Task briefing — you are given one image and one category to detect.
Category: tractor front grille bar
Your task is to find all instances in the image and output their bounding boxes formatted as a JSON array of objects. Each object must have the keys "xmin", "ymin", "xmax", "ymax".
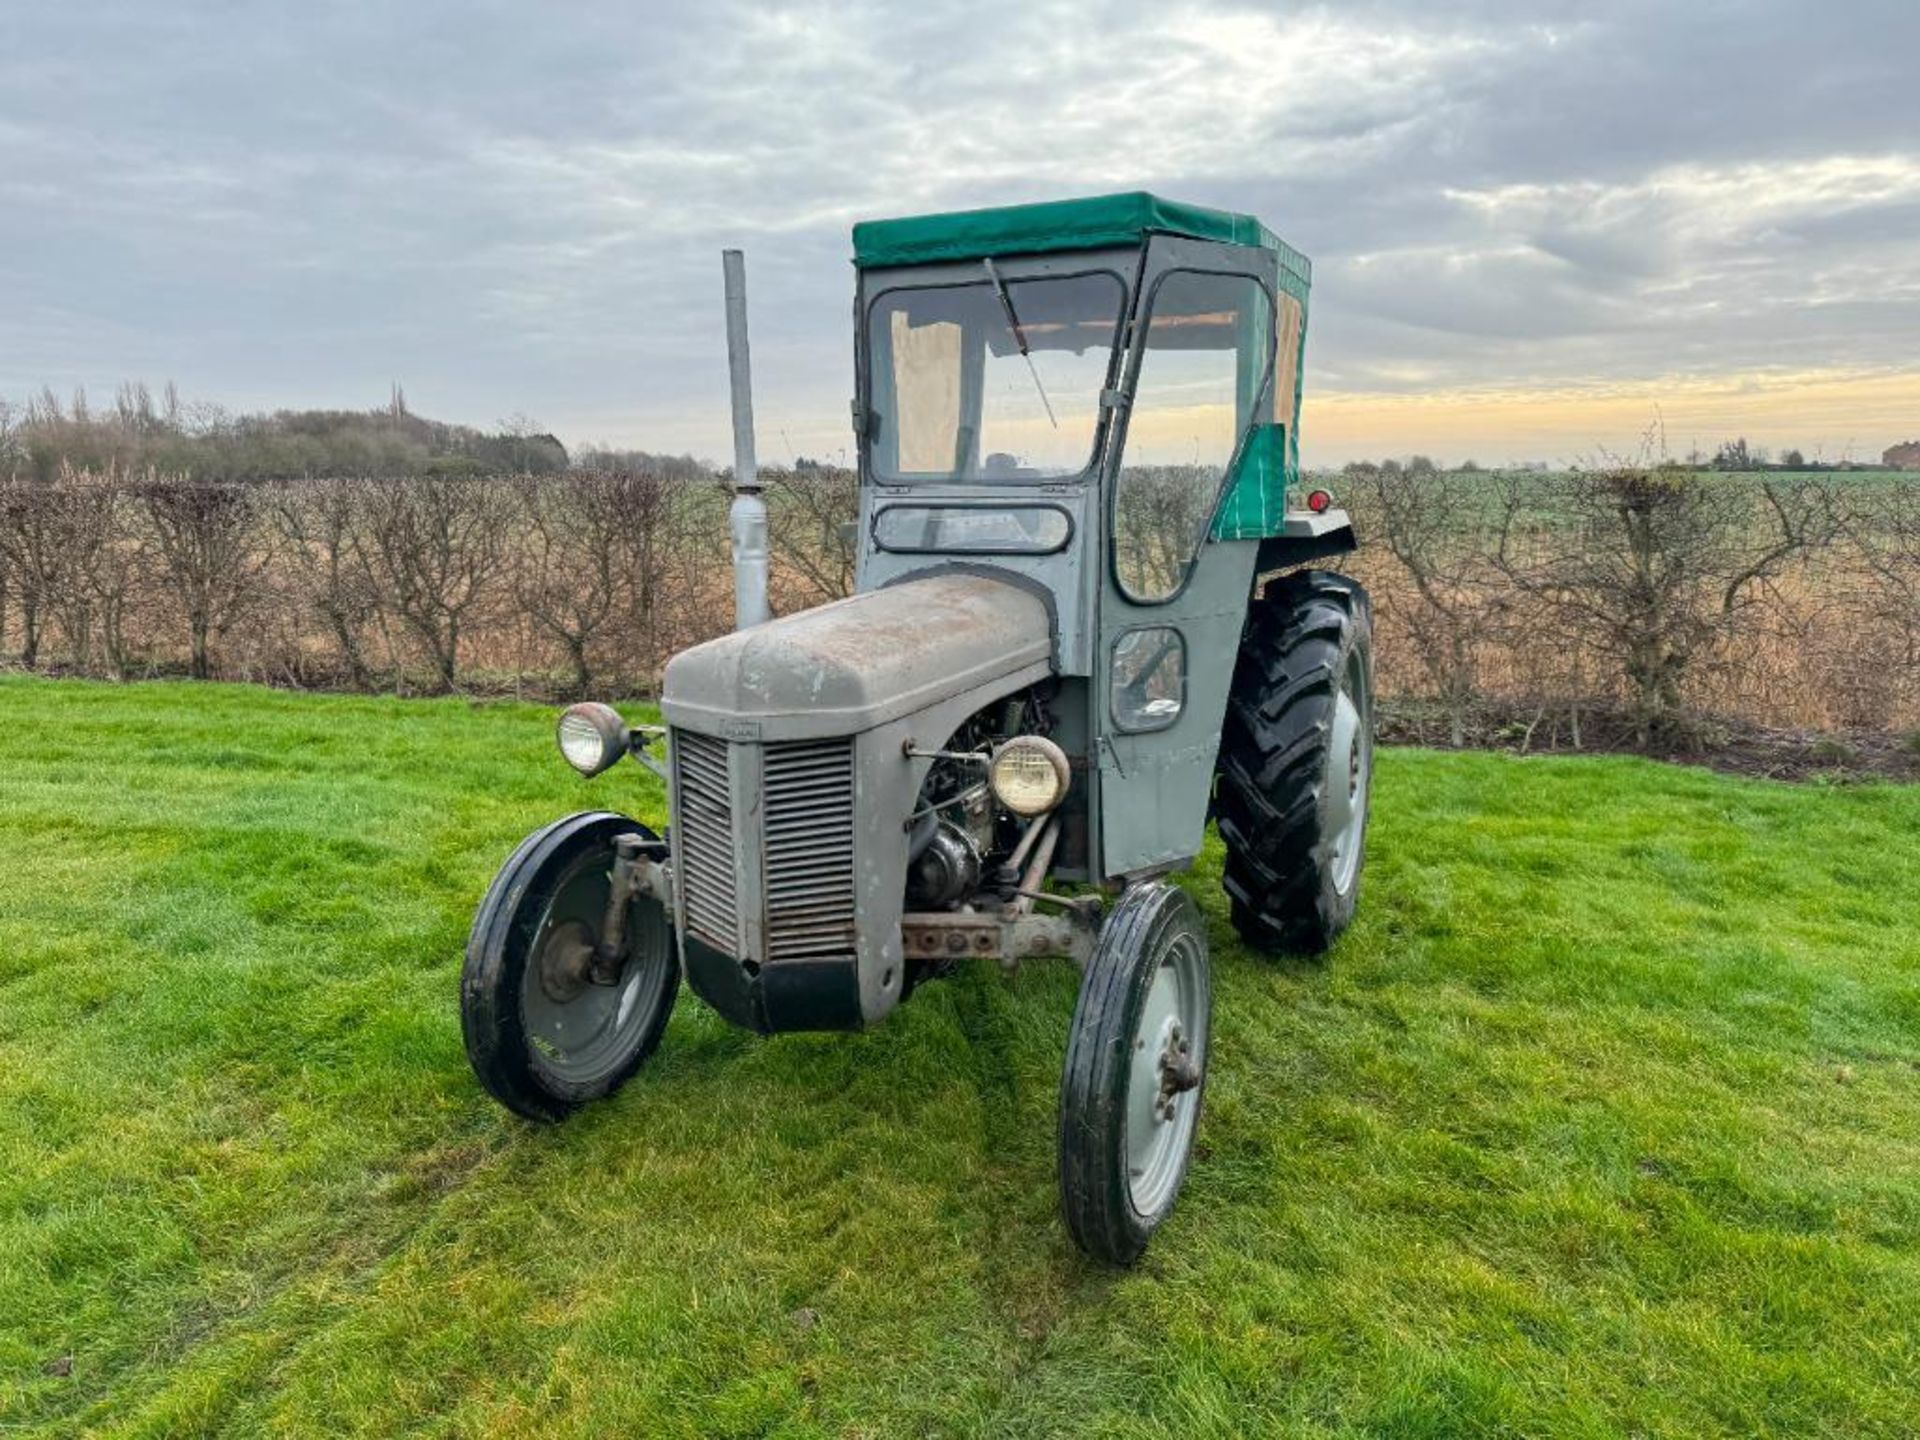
[
  {"xmin": 761, "ymin": 737, "xmax": 857, "ymax": 960},
  {"xmin": 670, "ymin": 729, "xmax": 858, "ymax": 963},
  {"xmin": 671, "ymin": 729, "xmax": 739, "ymax": 953}
]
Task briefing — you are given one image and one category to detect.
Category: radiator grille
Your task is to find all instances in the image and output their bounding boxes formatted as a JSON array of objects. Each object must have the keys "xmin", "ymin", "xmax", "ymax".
[
  {"xmin": 672, "ymin": 729, "xmax": 738, "ymax": 951},
  {"xmin": 762, "ymin": 738, "xmax": 857, "ymax": 960}
]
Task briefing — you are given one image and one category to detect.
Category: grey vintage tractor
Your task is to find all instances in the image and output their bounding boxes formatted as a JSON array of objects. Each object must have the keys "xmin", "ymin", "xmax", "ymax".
[{"xmin": 461, "ymin": 193, "xmax": 1373, "ymax": 1264}]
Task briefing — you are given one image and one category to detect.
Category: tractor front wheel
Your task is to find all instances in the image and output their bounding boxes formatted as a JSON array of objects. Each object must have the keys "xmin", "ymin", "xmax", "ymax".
[
  {"xmin": 461, "ymin": 812, "xmax": 678, "ymax": 1123},
  {"xmin": 1058, "ymin": 882, "xmax": 1212, "ymax": 1265},
  {"xmin": 1215, "ymin": 569, "xmax": 1373, "ymax": 954}
]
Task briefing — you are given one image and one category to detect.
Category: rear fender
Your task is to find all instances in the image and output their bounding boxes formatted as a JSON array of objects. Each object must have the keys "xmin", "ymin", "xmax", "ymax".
[{"xmin": 1253, "ymin": 510, "xmax": 1356, "ymax": 580}]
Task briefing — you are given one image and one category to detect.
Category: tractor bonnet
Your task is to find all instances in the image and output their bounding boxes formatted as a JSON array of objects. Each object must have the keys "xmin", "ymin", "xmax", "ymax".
[{"xmin": 661, "ymin": 572, "xmax": 1053, "ymax": 741}]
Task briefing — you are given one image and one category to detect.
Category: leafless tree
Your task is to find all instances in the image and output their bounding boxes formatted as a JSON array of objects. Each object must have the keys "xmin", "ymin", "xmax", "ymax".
[
  {"xmin": 0, "ymin": 471, "xmax": 71, "ymax": 666},
  {"xmin": 270, "ymin": 478, "xmax": 382, "ymax": 689},
  {"xmin": 142, "ymin": 473, "xmax": 270, "ymax": 680},
  {"xmin": 511, "ymin": 468, "xmax": 683, "ymax": 695},
  {"xmin": 1353, "ymin": 463, "xmax": 1514, "ymax": 746},
  {"xmin": 0, "ymin": 400, "xmax": 18, "ymax": 649},
  {"xmin": 1494, "ymin": 464, "xmax": 1836, "ymax": 743},
  {"xmin": 0, "ymin": 464, "xmax": 146, "ymax": 675},
  {"xmin": 1843, "ymin": 478, "xmax": 1920, "ymax": 724},
  {"xmin": 764, "ymin": 466, "xmax": 858, "ymax": 607},
  {"xmin": 354, "ymin": 475, "xmax": 512, "ymax": 691},
  {"xmin": 69, "ymin": 467, "xmax": 153, "ymax": 678},
  {"xmin": 45, "ymin": 472, "xmax": 116, "ymax": 672},
  {"xmin": 625, "ymin": 470, "xmax": 706, "ymax": 678}
]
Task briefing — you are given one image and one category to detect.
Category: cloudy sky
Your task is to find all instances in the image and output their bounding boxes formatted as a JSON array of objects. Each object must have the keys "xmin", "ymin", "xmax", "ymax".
[{"xmin": 5, "ymin": 1, "xmax": 1917, "ymax": 466}]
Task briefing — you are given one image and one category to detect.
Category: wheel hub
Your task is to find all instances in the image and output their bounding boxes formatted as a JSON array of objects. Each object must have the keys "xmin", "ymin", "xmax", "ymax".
[
  {"xmin": 1120, "ymin": 930, "xmax": 1210, "ymax": 1219},
  {"xmin": 1153, "ymin": 1023, "xmax": 1201, "ymax": 1122},
  {"xmin": 537, "ymin": 920, "xmax": 598, "ymax": 1003}
]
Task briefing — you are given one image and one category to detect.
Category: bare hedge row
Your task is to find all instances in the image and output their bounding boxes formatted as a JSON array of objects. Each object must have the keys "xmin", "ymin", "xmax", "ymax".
[
  {"xmin": 1339, "ymin": 466, "xmax": 1920, "ymax": 741},
  {"xmin": 1, "ymin": 462, "xmax": 1916, "ymax": 740},
  {"xmin": 0, "ymin": 464, "xmax": 853, "ymax": 698}
]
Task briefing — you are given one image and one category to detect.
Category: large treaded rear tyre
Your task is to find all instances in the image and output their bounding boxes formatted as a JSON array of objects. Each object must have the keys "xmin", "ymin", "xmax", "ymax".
[{"xmin": 1215, "ymin": 569, "xmax": 1373, "ymax": 955}]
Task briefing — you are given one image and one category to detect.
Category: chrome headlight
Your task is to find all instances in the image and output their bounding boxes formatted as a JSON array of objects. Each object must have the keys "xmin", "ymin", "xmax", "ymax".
[
  {"xmin": 556, "ymin": 702, "xmax": 630, "ymax": 777},
  {"xmin": 988, "ymin": 735, "xmax": 1071, "ymax": 817}
]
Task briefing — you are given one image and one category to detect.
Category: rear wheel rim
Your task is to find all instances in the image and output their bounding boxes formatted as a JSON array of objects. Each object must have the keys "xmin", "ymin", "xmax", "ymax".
[
  {"xmin": 1326, "ymin": 650, "xmax": 1370, "ymax": 896},
  {"xmin": 518, "ymin": 848, "xmax": 672, "ymax": 1088},
  {"xmin": 1124, "ymin": 926, "xmax": 1207, "ymax": 1216}
]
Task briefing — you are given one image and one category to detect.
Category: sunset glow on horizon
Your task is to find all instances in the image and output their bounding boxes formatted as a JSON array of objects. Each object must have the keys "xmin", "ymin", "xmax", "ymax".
[{"xmin": 1300, "ymin": 366, "xmax": 1920, "ymax": 469}]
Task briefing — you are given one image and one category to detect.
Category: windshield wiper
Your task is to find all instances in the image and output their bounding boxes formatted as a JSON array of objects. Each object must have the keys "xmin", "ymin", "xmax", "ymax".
[{"xmin": 983, "ymin": 257, "xmax": 1058, "ymax": 430}]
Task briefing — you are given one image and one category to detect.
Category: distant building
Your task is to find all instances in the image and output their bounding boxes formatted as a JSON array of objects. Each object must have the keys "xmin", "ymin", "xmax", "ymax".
[{"xmin": 1886, "ymin": 441, "xmax": 1920, "ymax": 471}]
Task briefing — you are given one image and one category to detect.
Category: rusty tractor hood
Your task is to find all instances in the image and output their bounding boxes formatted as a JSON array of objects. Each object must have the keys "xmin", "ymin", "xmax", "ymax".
[{"xmin": 662, "ymin": 573, "xmax": 1053, "ymax": 741}]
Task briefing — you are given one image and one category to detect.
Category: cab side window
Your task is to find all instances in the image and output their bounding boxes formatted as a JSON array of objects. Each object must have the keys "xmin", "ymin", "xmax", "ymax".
[{"xmin": 1110, "ymin": 626, "xmax": 1186, "ymax": 732}]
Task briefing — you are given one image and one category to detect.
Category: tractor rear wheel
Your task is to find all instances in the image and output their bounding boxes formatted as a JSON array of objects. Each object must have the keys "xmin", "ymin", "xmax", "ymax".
[{"xmin": 1215, "ymin": 570, "xmax": 1373, "ymax": 955}]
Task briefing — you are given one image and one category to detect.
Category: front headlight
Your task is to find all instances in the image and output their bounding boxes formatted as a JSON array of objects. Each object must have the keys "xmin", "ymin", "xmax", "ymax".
[
  {"xmin": 989, "ymin": 735, "xmax": 1071, "ymax": 816},
  {"xmin": 556, "ymin": 702, "xmax": 630, "ymax": 777}
]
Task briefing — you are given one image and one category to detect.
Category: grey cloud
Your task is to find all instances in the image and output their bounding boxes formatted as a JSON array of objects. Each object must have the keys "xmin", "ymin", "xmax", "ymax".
[{"xmin": 2, "ymin": 0, "xmax": 1917, "ymax": 459}]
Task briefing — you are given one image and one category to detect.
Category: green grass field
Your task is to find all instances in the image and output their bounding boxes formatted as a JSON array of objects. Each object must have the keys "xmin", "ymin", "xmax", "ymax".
[{"xmin": 2, "ymin": 678, "xmax": 1917, "ymax": 1438}]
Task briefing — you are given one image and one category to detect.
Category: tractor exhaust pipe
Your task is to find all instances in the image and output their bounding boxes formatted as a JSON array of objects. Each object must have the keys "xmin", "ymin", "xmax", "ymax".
[{"xmin": 722, "ymin": 248, "xmax": 770, "ymax": 631}]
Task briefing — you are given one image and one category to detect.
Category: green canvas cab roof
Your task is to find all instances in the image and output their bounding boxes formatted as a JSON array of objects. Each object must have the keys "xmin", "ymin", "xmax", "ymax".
[{"xmin": 852, "ymin": 191, "xmax": 1310, "ymax": 293}]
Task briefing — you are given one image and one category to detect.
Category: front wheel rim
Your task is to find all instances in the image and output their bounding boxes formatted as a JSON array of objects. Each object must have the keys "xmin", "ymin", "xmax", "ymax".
[
  {"xmin": 518, "ymin": 849, "xmax": 672, "ymax": 1088},
  {"xmin": 1124, "ymin": 927, "xmax": 1207, "ymax": 1216}
]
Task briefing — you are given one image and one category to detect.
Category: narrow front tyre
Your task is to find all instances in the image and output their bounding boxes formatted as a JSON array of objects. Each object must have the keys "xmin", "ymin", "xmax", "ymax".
[
  {"xmin": 461, "ymin": 812, "xmax": 678, "ymax": 1123},
  {"xmin": 1058, "ymin": 882, "xmax": 1212, "ymax": 1265}
]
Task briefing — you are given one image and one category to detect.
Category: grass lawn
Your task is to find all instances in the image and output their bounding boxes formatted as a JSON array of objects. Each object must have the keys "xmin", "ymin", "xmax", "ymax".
[{"xmin": 2, "ymin": 677, "xmax": 1917, "ymax": 1438}]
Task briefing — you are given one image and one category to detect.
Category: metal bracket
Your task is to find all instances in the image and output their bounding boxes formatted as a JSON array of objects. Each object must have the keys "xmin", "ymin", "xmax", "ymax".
[
  {"xmin": 901, "ymin": 740, "xmax": 989, "ymax": 764},
  {"xmin": 593, "ymin": 833, "xmax": 674, "ymax": 984},
  {"xmin": 900, "ymin": 907, "xmax": 1091, "ymax": 972},
  {"xmin": 627, "ymin": 724, "xmax": 670, "ymax": 782}
]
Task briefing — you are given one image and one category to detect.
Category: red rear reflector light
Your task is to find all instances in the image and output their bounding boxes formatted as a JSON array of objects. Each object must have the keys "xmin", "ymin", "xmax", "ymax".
[{"xmin": 1306, "ymin": 489, "xmax": 1332, "ymax": 513}]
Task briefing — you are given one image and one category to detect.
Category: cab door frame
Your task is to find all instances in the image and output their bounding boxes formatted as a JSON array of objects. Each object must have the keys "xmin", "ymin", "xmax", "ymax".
[{"xmin": 1093, "ymin": 234, "xmax": 1280, "ymax": 880}]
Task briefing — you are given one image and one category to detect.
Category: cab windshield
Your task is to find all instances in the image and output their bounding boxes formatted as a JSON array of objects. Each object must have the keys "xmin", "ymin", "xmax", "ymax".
[{"xmin": 866, "ymin": 270, "xmax": 1125, "ymax": 482}]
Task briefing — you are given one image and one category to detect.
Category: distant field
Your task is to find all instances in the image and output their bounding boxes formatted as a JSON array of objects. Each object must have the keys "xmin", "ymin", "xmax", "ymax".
[
  {"xmin": 2, "ymin": 679, "xmax": 1918, "ymax": 1437},
  {"xmin": 1311, "ymin": 466, "xmax": 1915, "ymax": 528}
]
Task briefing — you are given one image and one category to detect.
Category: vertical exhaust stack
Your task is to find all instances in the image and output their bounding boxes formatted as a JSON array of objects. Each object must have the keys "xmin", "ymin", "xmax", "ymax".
[{"xmin": 722, "ymin": 249, "xmax": 771, "ymax": 631}]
